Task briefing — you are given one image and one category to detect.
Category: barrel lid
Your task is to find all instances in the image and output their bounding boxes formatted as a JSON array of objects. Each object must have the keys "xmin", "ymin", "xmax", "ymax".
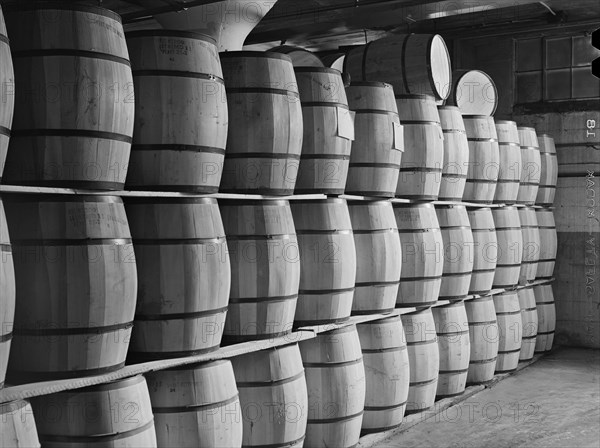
[
  {"xmin": 294, "ymin": 66, "xmax": 341, "ymax": 74},
  {"xmin": 392, "ymin": 202, "xmax": 435, "ymax": 209},
  {"xmin": 495, "ymin": 120, "xmax": 517, "ymax": 125},
  {"xmin": 437, "ymin": 105, "xmax": 460, "ymax": 111},
  {"xmin": 517, "ymin": 126, "xmax": 536, "ymax": 131},
  {"xmin": 126, "ymin": 29, "xmax": 216, "ymax": 44},
  {"xmin": 218, "ymin": 198, "xmax": 290, "ymax": 206},
  {"xmin": 219, "ymin": 50, "xmax": 292, "ymax": 62},
  {"xmin": 462, "ymin": 114, "xmax": 493, "ymax": 119},
  {"xmin": 2, "ymin": 1, "xmax": 122, "ymax": 22}
]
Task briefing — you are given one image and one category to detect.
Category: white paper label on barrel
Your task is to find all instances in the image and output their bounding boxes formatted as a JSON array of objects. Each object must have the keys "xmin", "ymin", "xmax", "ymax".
[
  {"xmin": 337, "ymin": 107, "xmax": 355, "ymax": 141},
  {"xmin": 392, "ymin": 121, "xmax": 404, "ymax": 151}
]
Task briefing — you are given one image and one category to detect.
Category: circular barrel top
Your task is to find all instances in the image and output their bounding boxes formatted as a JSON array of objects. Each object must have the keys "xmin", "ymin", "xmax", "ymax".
[{"xmin": 451, "ymin": 70, "xmax": 497, "ymax": 116}]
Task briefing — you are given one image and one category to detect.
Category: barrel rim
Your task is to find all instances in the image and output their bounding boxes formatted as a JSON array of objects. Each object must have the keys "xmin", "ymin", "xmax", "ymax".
[
  {"xmin": 218, "ymin": 198, "xmax": 291, "ymax": 206},
  {"xmin": 454, "ymin": 69, "xmax": 498, "ymax": 115},
  {"xmin": 537, "ymin": 133, "xmax": 554, "ymax": 139},
  {"xmin": 392, "ymin": 202, "xmax": 435, "ymax": 209},
  {"xmin": 2, "ymin": 1, "xmax": 122, "ymax": 22},
  {"xmin": 125, "ymin": 29, "xmax": 216, "ymax": 43},
  {"xmin": 517, "ymin": 126, "xmax": 537, "ymax": 132},
  {"xmin": 219, "ymin": 50, "xmax": 292, "ymax": 62},
  {"xmin": 463, "ymin": 114, "xmax": 494, "ymax": 119},
  {"xmin": 438, "ymin": 105, "xmax": 461, "ymax": 111},
  {"xmin": 426, "ymin": 33, "xmax": 452, "ymax": 101},
  {"xmin": 495, "ymin": 119, "xmax": 517, "ymax": 125}
]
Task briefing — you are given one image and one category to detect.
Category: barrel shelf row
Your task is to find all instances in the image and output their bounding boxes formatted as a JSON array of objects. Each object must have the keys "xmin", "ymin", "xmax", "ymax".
[
  {"xmin": 0, "ymin": 184, "xmax": 552, "ymax": 210},
  {"xmin": 0, "ymin": 278, "xmax": 553, "ymax": 406}
]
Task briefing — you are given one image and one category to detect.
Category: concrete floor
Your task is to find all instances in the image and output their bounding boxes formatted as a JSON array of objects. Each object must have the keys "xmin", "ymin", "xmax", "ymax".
[{"xmin": 371, "ymin": 347, "xmax": 600, "ymax": 448}]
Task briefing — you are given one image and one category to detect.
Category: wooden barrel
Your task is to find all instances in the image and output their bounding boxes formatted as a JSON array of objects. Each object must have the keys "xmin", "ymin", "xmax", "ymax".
[
  {"xmin": 401, "ymin": 308, "xmax": 440, "ymax": 412},
  {"xmin": 125, "ymin": 31, "xmax": 228, "ymax": 193},
  {"xmin": 534, "ymin": 284, "xmax": 556, "ymax": 353},
  {"xmin": 535, "ymin": 209, "xmax": 557, "ymax": 280},
  {"xmin": 0, "ymin": 5, "xmax": 14, "ymax": 182},
  {"xmin": 395, "ymin": 94, "xmax": 444, "ymax": 200},
  {"xmin": 492, "ymin": 207, "xmax": 523, "ymax": 289},
  {"xmin": 220, "ymin": 51, "xmax": 302, "ymax": 195},
  {"xmin": 437, "ymin": 106, "xmax": 469, "ymax": 201},
  {"xmin": 0, "ymin": 198, "xmax": 15, "ymax": 389},
  {"xmin": 463, "ymin": 115, "xmax": 500, "ymax": 204},
  {"xmin": 516, "ymin": 127, "xmax": 541, "ymax": 205},
  {"xmin": 518, "ymin": 287, "xmax": 538, "ymax": 362},
  {"xmin": 233, "ymin": 344, "xmax": 308, "ymax": 448},
  {"xmin": 436, "ymin": 205, "xmax": 474, "ymax": 301},
  {"xmin": 146, "ymin": 360, "xmax": 243, "ymax": 448},
  {"xmin": 321, "ymin": 53, "xmax": 345, "ymax": 71},
  {"xmin": 536, "ymin": 134, "xmax": 558, "ymax": 206},
  {"xmin": 433, "ymin": 301, "xmax": 470, "ymax": 397},
  {"xmin": 493, "ymin": 292, "xmax": 522, "ymax": 373},
  {"xmin": 494, "ymin": 120, "xmax": 522, "ymax": 204},
  {"xmin": 220, "ymin": 200, "xmax": 299, "ymax": 341},
  {"xmin": 125, "ymin": 198, "xmax": 230, "ymax": 360},
  {"xmin": 271, "ymin": 45, "xmax": 324, "ymax": 67},
  {"xmin": 4, "ymin": 195, "xmax": 137, "ymax": 382},
  {"xmin": 467, "ymin": 207, "xmax": 498, "ymax": 295},
  {"xmin": 348, "ymin": 201, "xmax": 401, "ymax": 315},
  {"xmin": 357, "ymin": 316, "xmax": 409, "ymax": 434},
  {"xmin": 291, "ymin": 199, "xmax": 356, "ymax": 325},
  {"xmin": 518, "ymin": 207, "xmax": 540, "ymax": 283},
  {"xmin": 465, "ymin": 298, "xmax": 499, "ymax": 384},
  {"xmin": 294, "ymin": 67, "xmax": 352, "ymax": 194},
  {"xmin": 0, "ymin": 400, "xmax": 40, "ymax": 448},
  {"xmin": 3, "ymin": 3, "xmax": 134, "ymax": 190},
  {"xmin": 345, "ymin": 82, "xmax": 403, "ymax": 197},
  {"xmin": 344, "ymin": 34, "xmax": 451, "ymax": 101},
  {"xmin": 300, "ymin": 325, "xmax": 365, "ymax": 448},
  {"xmin": 447, "ymin": 70, "xmax": 498, "ymax": 116},
  {"xmin": 394, "ymin": 203, "xmax": 443, "ymax": 307},
  {"xmin": 32, "ymin": 376, "xmax": 157, "ymax": 447}
]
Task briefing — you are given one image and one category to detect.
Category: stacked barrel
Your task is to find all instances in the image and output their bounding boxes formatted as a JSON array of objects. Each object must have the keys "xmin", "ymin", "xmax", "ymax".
[
  {"xmin": 0, "ymin": 3, "xmax": 150, "ymax": 446},
  {"xmin": 0, "ymin": 11, "xmax": 562, "ymax": 447}
]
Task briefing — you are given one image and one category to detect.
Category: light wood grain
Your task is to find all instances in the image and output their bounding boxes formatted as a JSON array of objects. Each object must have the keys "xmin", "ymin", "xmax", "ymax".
[
  {"xmin": 432, "ymin": 301, "xmax": 470, "ymax": 397},
  {"xmin": 300, "ymin": 325, "xmax": 365, "ymax": 448},
  {"xmin": 465, "ymin": 297, "xmax": 499, "ymax": 384},
  {"xmin": 438, "ymin": 106, "xmax": 468, "ymax": 201},
  {"xmin": 394, "ymin": 203, "xmax": 443, "ymax": 307},
  {"xmin": 533, "ymin": 284, "xmax": 555, "ymax": 353},
  {"xmin": 467, "ymin": 208, "xmax": 498, "ymax": 295},
  {"xmin": 220, "ymin": 200, "xmax": 299, "ymax": 341},
  {"xmin": 348, "ymin": 201, "xmax": 401, "ymax": 315},
  {"xmin": 395, "ymin": 95, "xmax": 444, "ymax": 200},
  {"xmin": 146, "ymin": 360, "xmax": 243, "ymax": 448},
  {"xmin": 346, "ymin": 83, "xmax": 402, "ymax": 197},
  {"xmin": 493, "ymin": 292, "xmax": 522, "ymax": 373},
  {"xmin": 126, "ymin": 198, "xmax": 230, "ymax": 359},
  {"xmin": 232, "ymin": 343, "xmax": 308, "ymax": 448},
  {"xmin": 494, "ymin": 120, "xmax": 521, "ymax": 204},
  {"xmin": 463, "ymin": 116, "xmax": 500, "ymax": 204},
  {"xmin": 535, "ymin": 209, "xmax": 556, "ymax": 280},
  {"xmin": 3, "ymin": 4, "xmax": 134, "ymax": 190},
  {"xmin": 517, "ymin": 287, "xmax": 538, "ymax": 362},
  {"xmin": 518, "ymin": 207, "xmax": 540, "ymax": 283},
  {"xmin": 492, "ymin": 207, "xmax": 523, "ymax": 289},
  {"xmin": 401, "ymin": 308, "xmax": 439, "ymax": 412},
  {"xmin": 0, "ymin": 400, "xmax": 40, "ymax": 447},
  {"xmin": 126, "ymin": 31, "xmax": 228, "ymax": 192},
  {"xmin": 357, "ymin": 316, "xmax": 409, "ymax": 434},
  {"xmin": 220, "ymin": 52, "xmax": 303, "ymax": 195},
  {"xmin": 3, "ymin": 195, "xmax": 137, "ymax": 382},
  {"xmin": 0, "ymin": 5, "xmax": 14, "ymax": 181},
  {"xmin": 516, "ymin": 127, "xmax": 541, "ymax": 205},
  {"xmin": 536, "ymin": 135, "xmax": 558, "ymax": 206},
  {"xmin": 0, "ymin": 199, "xmax": 14, "ymax": 388},
  {"xmin": 31, "ymin": 376, "xmax": 157, "ymax": 447}
]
